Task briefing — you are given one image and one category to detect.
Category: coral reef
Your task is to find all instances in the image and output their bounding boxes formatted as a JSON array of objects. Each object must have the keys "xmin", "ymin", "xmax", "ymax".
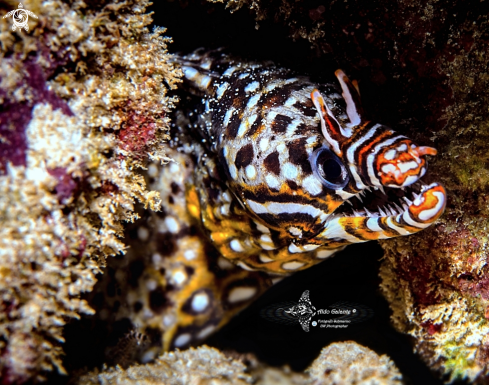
[
  {"xmin": 76, "ymin": 342, "xmax": 403, "ymax": 385},
  {"xmin": 77, "ymin": 346, "xmax": 254, "ymax": 385},
  {"xmin": 368, "ymin": 6, "xmax": 489, "ymax": 385},
  {"xmin": 0, "ymin": 0, "xmax": 180, "ymax": 382}
]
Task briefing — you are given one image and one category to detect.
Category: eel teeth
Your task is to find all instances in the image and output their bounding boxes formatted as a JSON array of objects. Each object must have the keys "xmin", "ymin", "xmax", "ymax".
[
  {"xmin": 393, "ymin": 203, "xmax": 404, "ymax": 213},
  {"xmin": 378, "ymin": 207, "xmax": 387, "ymax": 217},
  {"xmin": 403, "ymin": 196, "xmax": 413, "ymax": 205},
  {"xmin": 387, "ymin": 205, "xmax": 398, "ymax": 216},
  {"xmin": 364, "ymin": 207, "xmax": 375, "ymax": 217}
]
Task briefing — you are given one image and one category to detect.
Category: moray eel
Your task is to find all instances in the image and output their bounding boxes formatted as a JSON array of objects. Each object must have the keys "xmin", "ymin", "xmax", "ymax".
[
  {"xmin": 102, "ymin": 49, "xmax": 446, "ymax": 356},
  {"xmin": 177, "ymin": 49, "xmax": 446, "ymax": 273}
]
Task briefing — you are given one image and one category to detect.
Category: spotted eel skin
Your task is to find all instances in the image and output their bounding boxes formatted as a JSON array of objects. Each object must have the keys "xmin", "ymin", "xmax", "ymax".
[
  {"xmin": 100, "ymin": 49, "xmax": 446, "ymax": 357},
  {"xmin": 178, "ymin": 49, "xmax": 446, "ymax": 271}
]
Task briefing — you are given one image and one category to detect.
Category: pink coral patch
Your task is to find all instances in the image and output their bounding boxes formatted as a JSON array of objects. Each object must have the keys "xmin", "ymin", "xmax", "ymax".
[
  {"xmin": 117, "ymin": 109, "xmax": 157, "ymax": 158},
  {"xmin": 48, "ymin": 167, "xmax": 80, "ymax": 204},
  {"xmin": 0, "ymin": 60, "xmax": 73, "ymax": 175},
  {"xmin": 459, "ymin": 271, "xmax": 489, "ymax": 301}
]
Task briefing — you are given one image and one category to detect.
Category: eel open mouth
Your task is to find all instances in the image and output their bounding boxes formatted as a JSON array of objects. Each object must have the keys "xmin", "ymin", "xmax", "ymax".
[
  {"xmin": 322, "ymin": 181, "xmax": 446, "ymax": 241},
  {"xmin": 340, "ymin": 181, "xmax": 445, "ymax": 225}
]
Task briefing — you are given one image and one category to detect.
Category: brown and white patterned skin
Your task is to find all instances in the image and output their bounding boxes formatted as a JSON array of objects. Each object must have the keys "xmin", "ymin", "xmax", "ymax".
[
  {"xmin": 180, "ymin": 49, "xmax": 446, "ymax": 274},
  {"xmin": 181, "ymin": 51, "xmax": 347, "ymax": 275},
  {"xmin": 94, "ymin": 146, "xmax": 273, "ymax": 356},
  {"xmin": 98, "ymin": 49, "xmax": 445, "ymax": 357}
]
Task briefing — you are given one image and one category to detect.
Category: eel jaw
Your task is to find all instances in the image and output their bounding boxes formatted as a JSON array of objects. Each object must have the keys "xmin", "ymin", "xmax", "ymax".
[{"xmin": 320, "ymin": 182, "xmax": 446, "ymax": 242}]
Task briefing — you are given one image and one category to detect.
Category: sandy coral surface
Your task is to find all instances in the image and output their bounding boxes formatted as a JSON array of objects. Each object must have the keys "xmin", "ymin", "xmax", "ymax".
[
  {"xmin": 307, "ymin": 342, "xmax": 403, "ymax": 385},
  {"xmin": 0, "ymin": 0, "xmax": 180, "ymax": 382},
  {"xmin": 76, "ymin": 342, "xmax": 403, "ymax": 385}
]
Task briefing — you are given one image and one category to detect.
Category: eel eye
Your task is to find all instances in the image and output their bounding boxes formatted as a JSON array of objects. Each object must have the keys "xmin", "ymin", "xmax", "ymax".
[{"xmin": 310, "ymin": 147, "xmax": 349, "ymax": 189}]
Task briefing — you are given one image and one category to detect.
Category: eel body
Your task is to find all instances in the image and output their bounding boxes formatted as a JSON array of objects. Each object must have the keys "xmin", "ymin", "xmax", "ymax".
[{"xmin": 101, "ymin": 49, "xmax": 446, "ymax": 355}]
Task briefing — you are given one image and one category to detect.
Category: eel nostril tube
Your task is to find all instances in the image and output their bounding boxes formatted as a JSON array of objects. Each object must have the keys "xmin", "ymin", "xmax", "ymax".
[{"xmin": 412, "ymin": 146, "xmax": 438, "ymax": 157}]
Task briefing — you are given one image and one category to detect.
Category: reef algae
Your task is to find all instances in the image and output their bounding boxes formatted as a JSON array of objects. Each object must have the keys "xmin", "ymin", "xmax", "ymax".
[
  {"xmin": 0, "ymin": 0, "xmax": 180, "ymax": 382},
  {"xmin": 76, "ymin": 342, "xmax": 403, "ymax": 385}
]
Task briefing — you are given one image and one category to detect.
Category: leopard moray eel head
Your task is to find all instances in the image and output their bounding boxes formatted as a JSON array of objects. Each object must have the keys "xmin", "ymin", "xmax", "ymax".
[{"xmin": 179, "ymin": 49, "xmax": 446, "ymax": 275}]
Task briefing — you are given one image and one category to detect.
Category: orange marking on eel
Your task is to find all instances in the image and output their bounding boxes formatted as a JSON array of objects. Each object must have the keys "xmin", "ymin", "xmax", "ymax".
[
  {"xmin": 186, "ymin": 186, "xmax": 201, "ymax": 220},
  {"xmin": 409, "ymin": 184, "xmax": 446, "ymax": 223},
  {"xmin": 376, "ymin": 139, "xmax": 429, "ymax": 186},
  {"xmin": 413, "ymin": 146, "xmax": 437, "ymax": 157},
  {"xmin": 354, "ymin": 129, "xmax": 392, "ymax": 169}
]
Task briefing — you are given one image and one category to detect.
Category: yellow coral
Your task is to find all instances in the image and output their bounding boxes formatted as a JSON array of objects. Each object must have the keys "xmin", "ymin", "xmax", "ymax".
[{"xmin": 417, "ymin": 297, "xmax": 489, "ymax": 382}]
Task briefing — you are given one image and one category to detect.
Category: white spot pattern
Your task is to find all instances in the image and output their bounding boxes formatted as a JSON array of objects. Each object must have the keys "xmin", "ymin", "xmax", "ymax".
[{"xmin": 228, "ymin": 287, "xmax": 257, "ymax": 303}]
